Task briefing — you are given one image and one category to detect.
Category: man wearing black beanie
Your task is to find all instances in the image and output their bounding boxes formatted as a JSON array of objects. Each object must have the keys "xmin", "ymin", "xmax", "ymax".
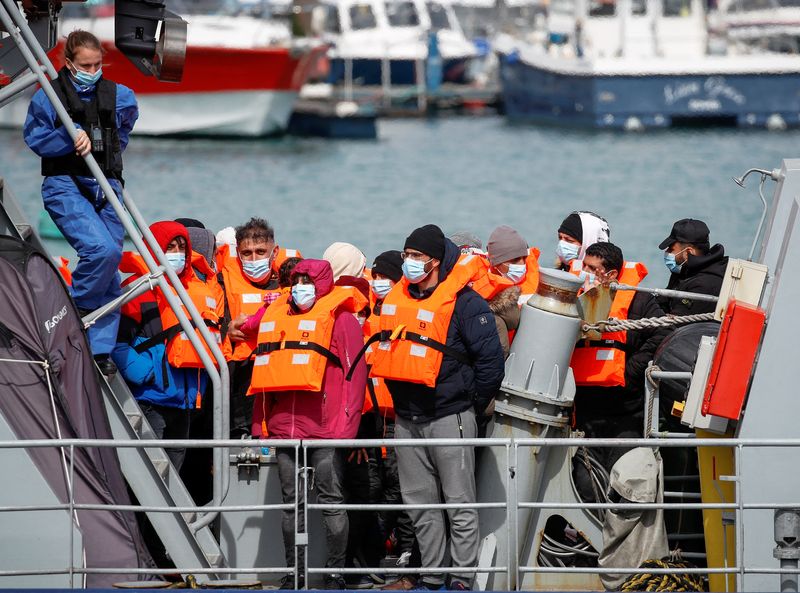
[{"xmin": 368, "ymin": 224, "xmax": 505, "ymax": 591}]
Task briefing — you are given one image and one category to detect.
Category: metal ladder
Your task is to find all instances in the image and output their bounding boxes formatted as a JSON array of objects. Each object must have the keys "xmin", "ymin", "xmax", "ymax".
[
  {"xmin": 100, "ymin": 371, "xmax": 227, "ymax": 580},
  {"xmin": 0, "ymin": 176, "xmax": 228, "ymax": 582},
  {"xmin": 0, "ymin": 0, "xmax": 232, "ymax": 581}
]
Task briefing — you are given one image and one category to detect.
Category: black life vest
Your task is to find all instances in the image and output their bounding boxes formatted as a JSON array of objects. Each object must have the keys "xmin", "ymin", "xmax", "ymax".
[{"xmin": 40, "ymin": 67, "xmax": 123, "ymax": 179}]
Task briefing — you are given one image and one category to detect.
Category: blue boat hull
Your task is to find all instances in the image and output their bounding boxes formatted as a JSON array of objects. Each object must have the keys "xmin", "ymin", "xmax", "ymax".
[
  {"xmin": 499, "ymin": 53, "xmax": 800, "ymax": 129},
  {"xmin": 328, "ymin": 57, "xmax": 469, "ymax": 86}
]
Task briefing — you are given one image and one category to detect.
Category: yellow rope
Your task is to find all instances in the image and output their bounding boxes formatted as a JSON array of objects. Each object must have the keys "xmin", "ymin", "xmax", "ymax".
[{"xmin": 620, "ymin": 558, "xmax": 706, "ymax": 592}]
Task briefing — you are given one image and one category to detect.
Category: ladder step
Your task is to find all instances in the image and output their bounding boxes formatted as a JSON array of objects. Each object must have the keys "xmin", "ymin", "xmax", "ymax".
[
  {"xmin": 152, "ymin": 458, "xmax": 170, "ymax": 481},
  {"xmin": 205, "ymin": 552, "xmax": 223, "ymax": 567},
  {"xmin": 125, "ymin": 412, "xmax": 143, "ymax": 433}
]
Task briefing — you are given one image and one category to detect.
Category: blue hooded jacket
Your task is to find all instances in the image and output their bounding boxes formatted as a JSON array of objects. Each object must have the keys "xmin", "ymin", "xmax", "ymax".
[
  {"xmin": 111, "ymin": 222, "xmax": 207, "ymax": 409},
  {"xmin": 386, "ymin": 239, "xmax": 505, "ymax": 422},
  {"xmin": 24, "ymin": 75, "xmax": 138, "ymax": 200}
]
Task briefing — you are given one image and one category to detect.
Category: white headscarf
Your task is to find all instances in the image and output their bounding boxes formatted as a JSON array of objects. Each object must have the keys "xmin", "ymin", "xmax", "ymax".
[{"xmin": 577, "ymin": 211, "xmax": 610, "ymax": 260}]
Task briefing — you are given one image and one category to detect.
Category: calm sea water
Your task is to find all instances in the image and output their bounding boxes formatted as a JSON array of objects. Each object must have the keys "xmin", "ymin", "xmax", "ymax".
[{"xmin": 1, "ymin": 117, "xmax": 797, "ymax": 287}]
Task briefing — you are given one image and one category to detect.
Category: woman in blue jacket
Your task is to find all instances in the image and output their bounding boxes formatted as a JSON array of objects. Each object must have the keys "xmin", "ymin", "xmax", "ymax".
[{"xmin": 23, "ymin": 29, "xmax": 138, "ymax": 373}]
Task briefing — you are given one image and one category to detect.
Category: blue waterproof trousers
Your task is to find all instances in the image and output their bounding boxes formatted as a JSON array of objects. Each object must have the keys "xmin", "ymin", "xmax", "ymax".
[{"xmin": 42, "ymin": 175, "xmax": 124, "ymax": 355}]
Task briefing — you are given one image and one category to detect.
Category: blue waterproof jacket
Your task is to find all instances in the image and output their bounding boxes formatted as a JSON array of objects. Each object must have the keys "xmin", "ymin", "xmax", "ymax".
[
  {"xmin": 112, "ymin": 301, "xmax": 207, "ymax": 410},
  {"xmin": 386, "ymin": 239, "xmax": 506, "ymax": 422},
  {"xmin": 23, "ymin": 76, "xmax": 138, "ymax": 199}
]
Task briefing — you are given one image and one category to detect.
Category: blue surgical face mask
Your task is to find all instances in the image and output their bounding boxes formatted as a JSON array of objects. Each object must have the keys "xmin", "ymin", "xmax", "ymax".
[
  {"xmin": 579, "ymin": 269, "xmax": 596, "ymax": 285},
  {"xmin": 69, "ymin": 60, "xmax": 102, "ymax": 86},
  {"xmin": 664, "ymin": 252, "xmax": 684, "ymax": 274},
  {"xmin": 291, "ymin": 283, "xmax": 316, "ymax": 311},
  {"xmin": 505, "ymin": 263, "xmax": 526, "ymax": 284},
  {"xmin": 402, "ymin": 258, "xmax": 430, "ymax": 284},
  {"xmin": 242, "ymin": 257, "xmax": 272, "ymax": 282},
  {"xmin": 166, "ymin": 252, "xmax": 186, "ymax": 275},
  {"xmin": 556, "ymin": 240, "xmax": 580, "ymax": 264},
  {"xmin": 371, "ymin": 278, "xmax": 393, "ymax": 299}
]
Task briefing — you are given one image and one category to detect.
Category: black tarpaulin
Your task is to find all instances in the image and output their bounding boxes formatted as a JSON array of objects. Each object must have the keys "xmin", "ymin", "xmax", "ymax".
[{"xmin": 0, "ymin": 235, "xmax": 154, "ymax": 587}]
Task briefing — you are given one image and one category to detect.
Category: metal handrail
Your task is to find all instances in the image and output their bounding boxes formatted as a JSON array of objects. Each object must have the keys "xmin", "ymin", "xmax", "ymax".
[
  {"xmin": 0, "ymin": 0, "xmax": 230, "ymax": 525},
  {"xmin": 0, "ymin": 436, "xmax": 797, "ymax": 587}
]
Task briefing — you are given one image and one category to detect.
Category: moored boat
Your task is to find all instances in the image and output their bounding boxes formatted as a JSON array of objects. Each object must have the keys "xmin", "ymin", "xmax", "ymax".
[
  {"xmin": 496, "ymin": 0, "xmax": 800, "ymax": 129},
  {"xmin": 312, "ymin": 0, "xmax": 478, "ymax": 85},
  {"xmin": 1, "ymin": 1, "xmax": 326, "ymax": 137}
]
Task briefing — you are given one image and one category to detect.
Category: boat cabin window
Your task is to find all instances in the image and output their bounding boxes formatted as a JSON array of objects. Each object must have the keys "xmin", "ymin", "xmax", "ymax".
[
  {"xmin": 631, "ymin": 0, "xmax": 647, "ymax": 14},
  {"xmin": 426, "ymin": 1, "xmax": 452, "ymax": 30},
  {"xmin": 385, "ymin": 1, "xmax": 420, "ymax": 26},
  {"xmin": 662, "ymin": 0, "xmax": 691, "ymax": 15},
  {"xmin": 726, "ymin": 0, "xmax": 776, "ymax": 10},
  {"xmin": 322, "ymin": 4, "xmax": 342, "ymax": 33},
  {"xmin": 349, "ymin": 3, "xmax": 378, "ymax": 29},
  {"xmin": 588, "ymin": 0, "xmax": 616, "ymax": 16}
]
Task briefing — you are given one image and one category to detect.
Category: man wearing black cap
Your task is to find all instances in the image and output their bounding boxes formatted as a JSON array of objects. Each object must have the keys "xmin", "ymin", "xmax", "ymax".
[
  {"xmin": 368, "ymin": 225, "xmax": 505, "ymax": 591},
  {"xmin": 659, "ymin": 219, "xmax": 728, "ymax": 316}
]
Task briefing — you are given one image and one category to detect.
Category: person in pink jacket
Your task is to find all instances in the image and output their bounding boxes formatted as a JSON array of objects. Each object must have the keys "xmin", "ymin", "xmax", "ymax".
[{"xmin": 245, "ymin": 258, "xmax": 367, "ymax": 590}]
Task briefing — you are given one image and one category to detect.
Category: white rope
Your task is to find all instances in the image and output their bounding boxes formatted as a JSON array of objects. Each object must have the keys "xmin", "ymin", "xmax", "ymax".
[{"xmin": 582, "ymin": 312, "xmax": 716, "ymax": 333}]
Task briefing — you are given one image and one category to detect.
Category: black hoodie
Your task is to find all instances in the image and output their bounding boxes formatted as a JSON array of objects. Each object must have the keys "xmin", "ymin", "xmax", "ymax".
[
  {"xmin": 661, "ymin": 243, "xmax": 728, "ymax": 316},
  {"xmin": 386, "ymin": 239, "xmax": 505, "ymax": 423}
]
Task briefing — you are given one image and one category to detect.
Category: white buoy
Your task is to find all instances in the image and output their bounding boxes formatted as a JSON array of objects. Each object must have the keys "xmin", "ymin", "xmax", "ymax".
[
  {"xmin": 624, "ymin": 116, "xmax": 644, "ymax": 132},
  {"xmin": 767, "ymin": 113, "xmax": 787, "ymax": 131}
]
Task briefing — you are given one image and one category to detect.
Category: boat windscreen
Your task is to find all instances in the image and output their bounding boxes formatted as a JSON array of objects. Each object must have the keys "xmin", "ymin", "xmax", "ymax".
[
  {"xmin": 386, "ymin": 1, "xmax": 421, "ymax": 26},
  {"xmin": 350, "ymin": 3, "xmax": 378, "ymax": 28},
  {"xmin": 662, "ymin": 0, "xmax": 692, "ymax": 16},
  {"xmin": 427, "ymin": 1, "xmax": 452, "ymax": 29}
]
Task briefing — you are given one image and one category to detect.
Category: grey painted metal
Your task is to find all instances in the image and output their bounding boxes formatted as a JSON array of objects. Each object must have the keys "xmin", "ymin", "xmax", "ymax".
[
  {"xmin": 500, "ymin": 268, "xmax": 583, "ymax": 407},
  {"xmin": 0, "ymin": 70, "xmax": 37, "ymax": 108},
  {"xmin": 0, "ymin": 409, "xmax": 83, "ymax": 588},
  {"xmin": 610, "ymin": 282, "xmax": 719, "ymax": 302},
  {"xmin": 99, "ymin": 372, "xmax": 226, "ymax": 582},
  {"xmin": 759, "ymin": 159, "xmax": 800, "ymax": 299},
  {"xmin": 478, "ymin": 268, "xmax": 596, "ymax": 590},
  {"xmin": 742, "ymin": 164, "xmax": 800, "ymax": 592},
  {"xmin": 0, "ymin": 0, "xmax": 229, "ymax": 526},
  {"xmin": 82, "ymin": 268, "xmax": 166, "ymax": 328},
  {"xmin": 774, "ymin": 509, "xmax": 800, "ymax": 592}
]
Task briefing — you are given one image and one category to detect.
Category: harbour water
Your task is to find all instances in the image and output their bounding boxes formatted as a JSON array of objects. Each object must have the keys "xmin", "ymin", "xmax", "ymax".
[{"xmin": 1, "ymin": 117, "xmax": 797, "ymax": 286}]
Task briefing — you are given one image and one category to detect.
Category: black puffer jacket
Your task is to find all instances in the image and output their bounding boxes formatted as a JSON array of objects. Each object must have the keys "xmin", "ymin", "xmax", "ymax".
[
  {"xmin": 660, "ymin": 244, "xmax": 728, "ymax": 316},
  {"xmin": 386, "ymin": 240, "xmax": 506, "ymax": 423}
]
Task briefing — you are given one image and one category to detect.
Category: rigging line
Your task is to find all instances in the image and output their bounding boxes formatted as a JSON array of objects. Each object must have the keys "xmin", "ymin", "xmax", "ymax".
[{"xmin": 44, "ymin": 365, "xmax": 87, "ymax": 587}]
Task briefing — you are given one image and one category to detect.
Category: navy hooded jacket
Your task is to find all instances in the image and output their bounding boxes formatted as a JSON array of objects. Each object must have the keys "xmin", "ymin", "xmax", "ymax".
[{"xmin": 386, "ymin": 239, "xmax": 505, "ymax": 422}]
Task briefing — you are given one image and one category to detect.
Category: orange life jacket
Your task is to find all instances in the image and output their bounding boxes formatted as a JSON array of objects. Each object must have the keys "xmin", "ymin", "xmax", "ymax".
[
  {"xmin": 216, "ymin": 243, "xmax": 303, "ymax": 277},
  {"xmin": 218, "ymin": 255, "xmax": 282, "ymax": 361},
  {"xmin": 472, "ymin": 247, "xmax": 540, "ymax": 303},
  {"xmin": 119, "ymin": 251, "xmax": 221, "ymax": 369},
  {"xmin": 361, "ymin": 299, "xmax": 396, "ymax": 419},
  {"xmin": 570, "ymin": 261, "xmax": 648, "ymax": 387},
  {"xmin": 368, "ymin": 259, "xmax": 474, "ymax": 388},
  {"xmin": 248, "ymin": 286, "xmax": 367, "ymax": 394},
  {"xmin": 55, "ymin": 256, "xmax": 72, "ymax": 285}
]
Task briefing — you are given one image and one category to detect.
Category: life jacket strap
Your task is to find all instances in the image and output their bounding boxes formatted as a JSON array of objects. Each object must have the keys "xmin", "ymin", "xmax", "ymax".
[
  {"xmin": 574, "ymin": 339, "xmax": 626, "ymax": 350},
  {"xmin": 253, "ymin": 340, "xmax": 342, "ymax": 369},
  {"xmin": 134, "ymin": 318, "xmax": 219, "ymax": 354},
  {"xmin": 345, "ymin": 327, "xmax": 471, "ymax": 382}
]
